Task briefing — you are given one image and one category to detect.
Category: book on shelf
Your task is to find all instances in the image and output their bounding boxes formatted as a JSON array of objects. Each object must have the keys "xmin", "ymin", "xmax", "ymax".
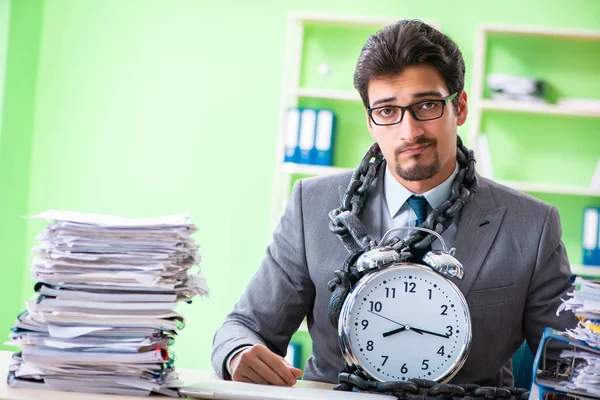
[{"xmin": 583, "ymin": 207, "xmax": 600, "ymax": 266}]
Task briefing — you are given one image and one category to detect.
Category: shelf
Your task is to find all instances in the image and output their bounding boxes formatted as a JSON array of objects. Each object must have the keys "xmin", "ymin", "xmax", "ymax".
[
  {"xmin": 292, "ymin": 87, "xmax": 361, "ymax": 102},
  {"xmin": 571, "ymin": 264, "xmax": 600, "ymax": 277},
  {"xmin": 499, "ymin": 180, "xmax": 600, "ymax": 197},
  {"xmin": 282, "ymin": 163, "xmax": 352, "ymax": 176},
  {"xmin": 290, "ymin": 12, "xmax": 403, "ymax": 27},
  {"xmin": 480, "ymin": 99, "xmax": 600, "ymax": 117},
  {"xmin": 281, "ymin": 165, "xmax": 600, "ymax": 197},
  {"xmin": 480, "ymin": 24, "xmax": 600, "ymax": 41}
]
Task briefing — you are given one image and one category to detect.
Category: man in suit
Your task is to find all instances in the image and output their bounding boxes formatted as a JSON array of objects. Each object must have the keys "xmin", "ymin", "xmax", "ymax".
[{"xmin": 212, "ymin": 19, "xmax": 577, "ymax": 387}]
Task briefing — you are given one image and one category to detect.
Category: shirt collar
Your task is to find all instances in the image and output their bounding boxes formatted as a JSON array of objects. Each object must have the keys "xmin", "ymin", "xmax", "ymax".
[{"xmin": 384, "ymin": 162, "xmax": 460, "ymax": 218}]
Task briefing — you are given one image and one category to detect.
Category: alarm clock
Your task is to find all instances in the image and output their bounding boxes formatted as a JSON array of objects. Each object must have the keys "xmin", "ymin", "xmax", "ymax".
[{"xmin": 338, "ymin": 246, "xmax": 471, "ymax": 383}]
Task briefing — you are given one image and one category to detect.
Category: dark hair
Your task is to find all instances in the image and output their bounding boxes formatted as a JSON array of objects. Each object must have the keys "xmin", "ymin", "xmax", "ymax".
[{"xmin": 353, "ymin": 19, "xmax": 465, "ymax": 111}]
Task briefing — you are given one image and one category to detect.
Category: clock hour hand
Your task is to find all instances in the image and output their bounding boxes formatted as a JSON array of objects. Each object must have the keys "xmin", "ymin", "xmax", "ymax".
[
  {"xmin": 410, "ymin": 326, "xmax": 450, "ymax": 339},
  {"xmin": 382, "ymin": 325, "xmax": 410, "ymax": 337}
]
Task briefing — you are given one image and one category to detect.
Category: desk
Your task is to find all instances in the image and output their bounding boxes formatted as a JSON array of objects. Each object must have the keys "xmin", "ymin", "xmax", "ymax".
[{"xmin": 0, "ymin": 350, "xmax": 334, "ymax": 399}]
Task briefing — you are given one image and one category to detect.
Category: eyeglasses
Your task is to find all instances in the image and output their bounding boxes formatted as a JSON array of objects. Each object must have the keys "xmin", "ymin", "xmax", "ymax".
[{"xmin": 368, "ymin": 92, "xmax": 458, "ymax": 126}]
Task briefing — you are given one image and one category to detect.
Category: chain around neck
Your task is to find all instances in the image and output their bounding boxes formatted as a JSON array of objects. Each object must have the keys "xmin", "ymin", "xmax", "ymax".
[{"xmin": 328, "ymin": 136, "xmax": 477, "ymax": 257}]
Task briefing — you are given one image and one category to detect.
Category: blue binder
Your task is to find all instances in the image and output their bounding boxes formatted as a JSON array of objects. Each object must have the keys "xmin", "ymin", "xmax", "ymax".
[
  {"xmin": 297, "ymin": 108, "xmax": 317, "ymax": 165},
  {"xmin": 314, "ymin": 109, "xmax": 335, "ymax": 166},
  {"xmin": 531, "ymin": 327, "xmax": 600, "ymax": 400},
  {"xmin": 583, "ymin": 207, "xmax": 600, "ymax": 266},
  {"xmin": 284, "ymin": 108, "xmax": 301, "ymax": 163},
  {"xmin": 285, "ymin": 342, "xmax": 301, "ymax": 369}
]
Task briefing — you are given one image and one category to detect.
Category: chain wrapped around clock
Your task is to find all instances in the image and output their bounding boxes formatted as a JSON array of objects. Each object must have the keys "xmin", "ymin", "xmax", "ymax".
[
  {"xmin": 326, "ymin": 138, "xmax": 530, "ymax": 400},
  {"xmin": 327, "ymin": 136, "xmax": 476, "ymax": 328}
]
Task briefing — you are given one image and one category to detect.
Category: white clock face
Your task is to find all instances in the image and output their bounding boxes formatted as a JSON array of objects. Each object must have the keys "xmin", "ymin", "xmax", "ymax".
[{"xmin": 339, "ymin": 263, "xmax": 471, "ymax": 383}]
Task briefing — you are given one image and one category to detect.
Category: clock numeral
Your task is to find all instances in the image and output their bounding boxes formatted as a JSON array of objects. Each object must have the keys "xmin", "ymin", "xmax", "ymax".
[
  {"xmin": 366, "ymin": 341, "xmax": 374, "ymax": 351},
  {"xmin": 381, "ymin": 355, "xmax": 389, "ymax": 366},
  {"xmin": 369, "ymin": 301, "xmax": 382, "ymax": 312},
  {"xmin": 440, "ymin": 305, "xmax": 448, "ymax": 315},
  {"xmin": 404, "ymin": 282, "xmax": 416, "ymax": 293},
  {"xmin": 428, "ymin": 289, "xmax": 432, "ymax": 300},
  {"xmin": 385, "ymin": 287, "xmax": 396, "ymax": 298},
  {"xmin": 421, "ymin": 359, "xmax": 429, "ymax": 370},
  {"xmin": 361, "ymin": 320, "xmax": 369, "ymax": 330},
  {"xmin": 437, "ymin": 346, "xmax": 445, "ymax": 356},
  {"xmin": 400, "ymin": 363, "xmax": 408, "ymax": 374},
  {"xmin": 446, "ymin": 326, "xmax": 453, "ymax": 336}
]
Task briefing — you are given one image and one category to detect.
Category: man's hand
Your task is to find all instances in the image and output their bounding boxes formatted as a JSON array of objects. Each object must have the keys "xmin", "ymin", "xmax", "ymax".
[{"xmin": 230, "ymin": 344, "xmax": 303, "ymax": 386}]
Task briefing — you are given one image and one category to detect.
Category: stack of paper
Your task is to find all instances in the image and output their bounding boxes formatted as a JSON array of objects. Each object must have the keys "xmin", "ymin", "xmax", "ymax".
[
  {"xmin": 556, "ymin": 277, "xmax": 600, "ymax": 396},
  {"xmin": 6, "ymin": 210, "xmax": 208, "ymax": 397}
]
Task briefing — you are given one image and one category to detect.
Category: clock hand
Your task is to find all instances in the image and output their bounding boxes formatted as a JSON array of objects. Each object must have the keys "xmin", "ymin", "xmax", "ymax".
[
  {"xmin": 366, "ymin": 310, "xmax": 405, "ymax": 327},
  {"xmin": 366, "ymin": 311, "xmax": 425, "ymax": 337},
  {"xmin": 382, "ymin": 326, "xmax": 408, "ymax": 337},
  {"xmin": 410, "ymin": 326, "xmax": 450, "ymax": 339}
]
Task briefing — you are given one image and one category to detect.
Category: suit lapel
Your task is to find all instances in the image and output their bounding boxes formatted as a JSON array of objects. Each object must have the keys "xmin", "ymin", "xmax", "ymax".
[
  {"xmin": 337, "ymin": 163, "xmax": 385, "ymax": 245},
  {"xmin": 453, "ymin": 176, "xmax": 506, "ymax": 295},
  {"xmin": 335, "ymin": 169, "xmax": 504, "ymax": 295}
]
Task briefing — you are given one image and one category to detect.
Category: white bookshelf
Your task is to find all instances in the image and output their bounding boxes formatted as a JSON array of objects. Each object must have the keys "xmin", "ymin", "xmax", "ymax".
[
  {"xmin": 293, "ymin": 87, "xmax": 361, "ymax": 102},
  {"xmin": 469, "ymin": 24, "xmax": 600, "ymax": 148},
  {"xmin": 498, "ymin": 181, "xmax": 600, "ymax": 197},
  {"xmin": 479, "ymin": 24, "xmax": 600, "ymax": 41},
  {"xmin": 468, "ymin": 24, "xmax": 600, "ymax": 201},
  {"xmin": 571, "ymin": 264, "xmax": 600, "ymax": 278},
  {"xmin": 281, "ymin": 162, "xmax": 351, "ymax": 176},
  {"xmin": 271, "ymin": 13, "xmax": 440, "ymax": 230},
  {"xmin": 480, "ymin": 99, "xmax": 600, "ymax": 118}
]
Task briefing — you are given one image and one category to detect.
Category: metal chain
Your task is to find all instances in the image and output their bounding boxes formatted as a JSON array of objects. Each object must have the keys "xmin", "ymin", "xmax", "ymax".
[
  {"xmin": 334, "ymin": 372, "xmax": 530, "ymax": 400},
  {"xmin": 328, "ymin": 135, "xmax": 477, "ymax": 257},
  {"xmin": 327, "ymin": 138, "xmax": 528, "ymax": 399}
]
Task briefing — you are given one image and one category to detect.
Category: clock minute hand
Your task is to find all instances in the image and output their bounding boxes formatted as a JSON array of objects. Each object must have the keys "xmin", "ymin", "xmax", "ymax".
[
  {"xmin": 366, "ymin": 311, "xmax": 423, "ymax": 338},
  {"xmin": 410, "ymin": 326, "xmax": 450, "ymax": 339}
]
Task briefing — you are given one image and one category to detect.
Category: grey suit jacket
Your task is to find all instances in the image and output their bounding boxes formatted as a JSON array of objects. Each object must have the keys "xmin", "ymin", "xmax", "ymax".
[{"xmin": 212, "ymin": 168, "xmax": 577, "ymax": 386}]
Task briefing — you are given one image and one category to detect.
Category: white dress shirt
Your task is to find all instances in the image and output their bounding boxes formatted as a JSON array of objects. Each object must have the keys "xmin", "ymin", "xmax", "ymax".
[{"xmin": 381, "ymin": 163, "xmax": 460, "ymax": 251}]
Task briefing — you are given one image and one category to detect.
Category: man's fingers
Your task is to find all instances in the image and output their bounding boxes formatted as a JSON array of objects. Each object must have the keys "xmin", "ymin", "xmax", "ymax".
[
  {"xmin": 257, "ymin": 348, "xmax": 298, "ymax": 385},
  {"xmin": 281, "ymin": 358, "xmax": 303, "ymax": 379},
  {"xmin": 291, "ymin": 367, "xmax": 303, "ymax": 378},
  {"xmin": 231, "ymin": 344, "xmax": 298, "ymax": 386},
  {"xmin": 239, "ymin": 367, "xmax": 270, "ymax": 385},
  {"xmin": 247, "ymin": 358, "xmax": 291, "ymax": 386}
]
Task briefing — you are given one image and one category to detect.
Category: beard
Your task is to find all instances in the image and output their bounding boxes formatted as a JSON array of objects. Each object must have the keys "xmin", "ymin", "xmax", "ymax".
[{"xmin": 394, "ymin": 137, "xmax": 441, "ymax": 181}]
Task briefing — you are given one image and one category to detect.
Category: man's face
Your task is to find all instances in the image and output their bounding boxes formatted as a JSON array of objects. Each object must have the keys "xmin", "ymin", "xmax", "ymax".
[{"xmin": 366, "ymin": 64, "xmax": 467, "ymax": 185}]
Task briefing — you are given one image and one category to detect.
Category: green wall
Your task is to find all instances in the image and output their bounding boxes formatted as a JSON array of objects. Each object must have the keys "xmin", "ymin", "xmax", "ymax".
[
  {"xmin": 0, "ymin": 0, "xmax": 43, "ymax": 341},
  {"xmin": 1, "ymin": 0, "xmax": 599, "ymax": 373}
]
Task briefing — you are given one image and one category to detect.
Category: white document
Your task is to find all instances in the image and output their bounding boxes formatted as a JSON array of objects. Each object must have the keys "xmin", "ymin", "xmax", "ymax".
[
  {"xmin": 29, "ymin": 209, "xmax": 193, "ymax": 228},
  {"xmin": 180, "ymin": 380, "xmax": 396, "ymax": 400},
  {"xmin": 10, "ymin": 210, "xmax": 208, "ymax": 397}
]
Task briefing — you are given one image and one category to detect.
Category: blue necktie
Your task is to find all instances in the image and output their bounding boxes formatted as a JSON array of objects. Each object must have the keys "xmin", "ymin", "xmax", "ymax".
[
  {"xmin": 406, "ymin": 195, "xmax": 431, "ymax": 263},
  {"xmin": 406, "ymin": 195, "xmax": 429, "ymax": 226}
]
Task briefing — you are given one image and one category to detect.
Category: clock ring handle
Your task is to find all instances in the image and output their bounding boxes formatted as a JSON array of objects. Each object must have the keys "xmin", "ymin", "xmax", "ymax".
[{"xmin": 380, "ymin": 226, "xmax": 453, "ymax": 254}]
